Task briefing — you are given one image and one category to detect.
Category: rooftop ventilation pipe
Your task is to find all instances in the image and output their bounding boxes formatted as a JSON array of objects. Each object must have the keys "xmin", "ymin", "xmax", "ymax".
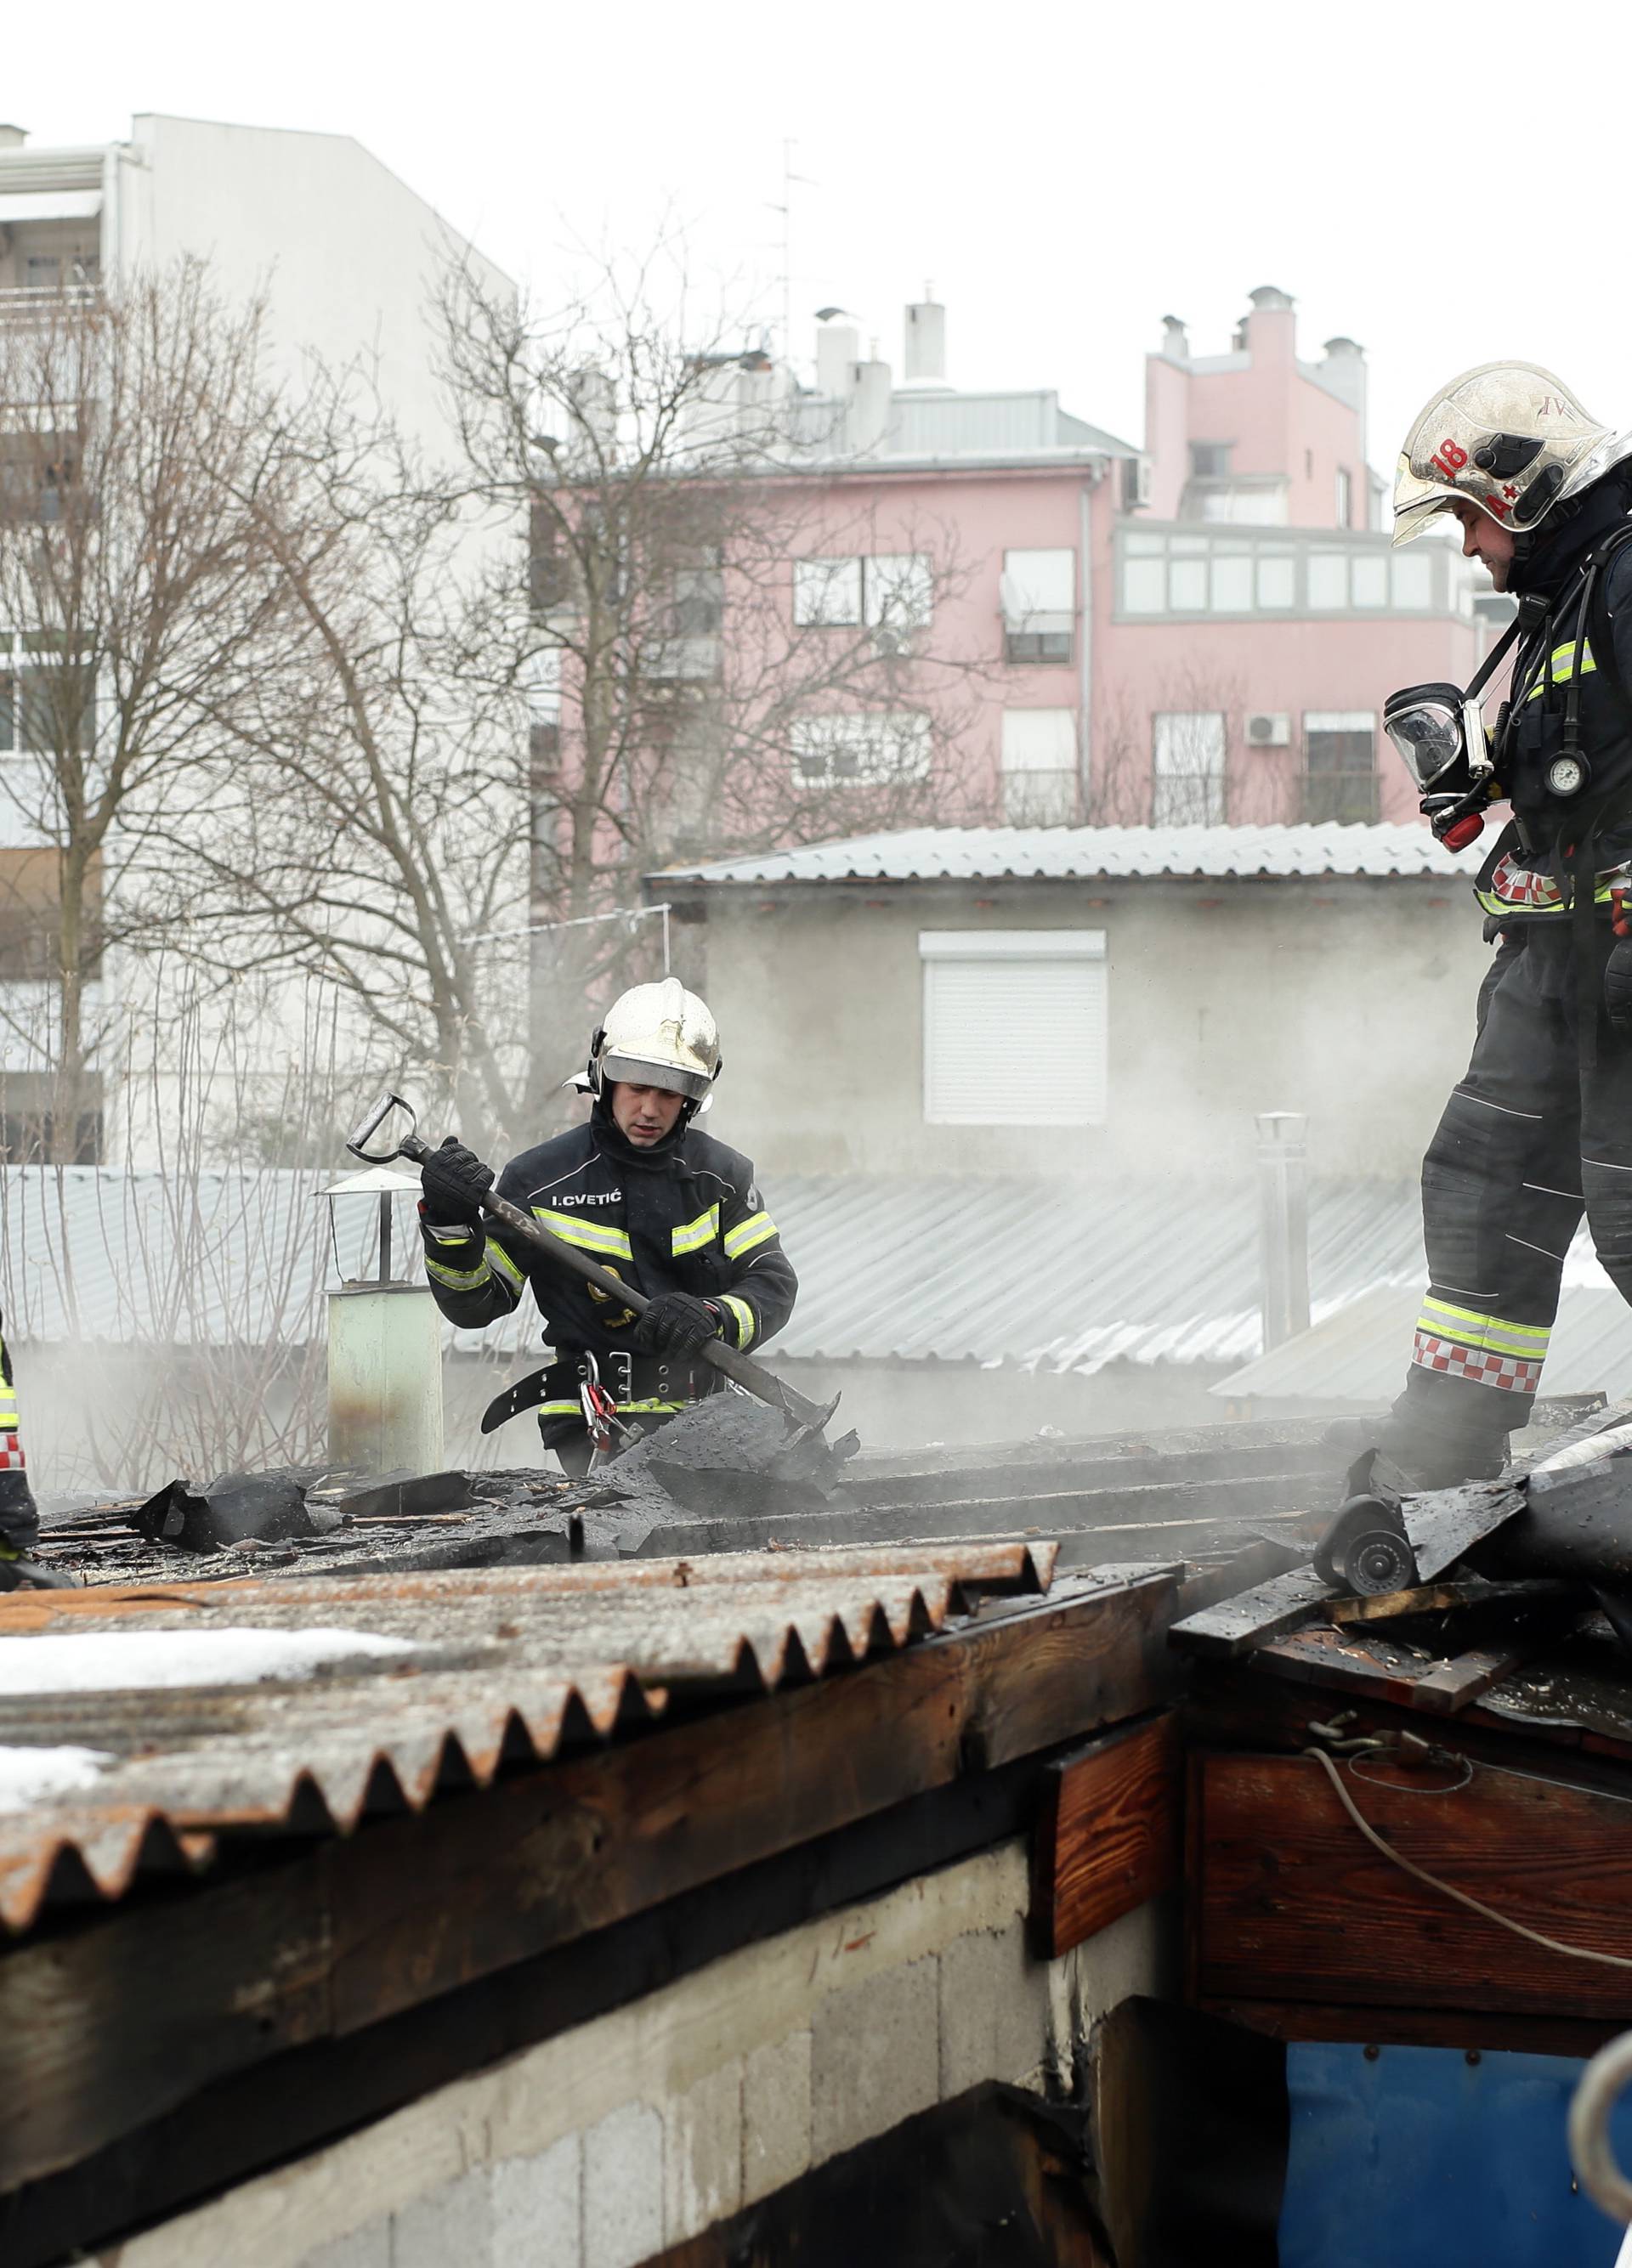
[
  {"xmin": 1255, "ymin": 1111, "xmax": 1311, "ymax": 1351},
  {"xmin": 904, "ymin": 286, "xmax": 946, "ymax": 384}
]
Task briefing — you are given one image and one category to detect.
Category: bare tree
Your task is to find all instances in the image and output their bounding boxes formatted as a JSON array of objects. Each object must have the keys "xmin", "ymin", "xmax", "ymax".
[
  {"xmin": 0, "ymin": 261, "xmax": 293, "ymax": 1161},
  {"xmin": 437, "ymin": 252, "xmax": 992, "ymax": 1128}
]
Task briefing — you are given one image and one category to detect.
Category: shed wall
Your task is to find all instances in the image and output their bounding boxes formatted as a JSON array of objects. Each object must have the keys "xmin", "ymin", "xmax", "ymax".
[
  {"xmin": 110, "ymin": 1842, "xmax": 1170, "ymax": 2268},
  {"xmin": 681, "ymin": 874, "xmax": 1490, "ymax": 1180}
]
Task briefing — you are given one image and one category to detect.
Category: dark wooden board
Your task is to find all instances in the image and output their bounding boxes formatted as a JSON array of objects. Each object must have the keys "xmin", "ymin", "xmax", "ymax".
[
  {"xmin": 1169, "ymin": 1567, "xmax": 1331, "ymax": 1660},
  {"xmin": 0, "ymin": 1568, "xmax": 1183, "ymax": 2192},
  {"xmin": 1029, "ymin": 1714, "xmax": 1182, "ymax": 1960},
  {"xmin": 1202, "ymin": 1997, "xmax": 1626, "ymax": 2061},
  {"xmin": 1194, "ymin": 1750, "xmax": 1632, "ymax": 2022}
]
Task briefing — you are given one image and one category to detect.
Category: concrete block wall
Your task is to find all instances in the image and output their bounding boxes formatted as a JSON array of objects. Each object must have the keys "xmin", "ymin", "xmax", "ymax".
[{"xmin": 110, "ymin": 1840, "xmax": 1174, "ymax": 2268}]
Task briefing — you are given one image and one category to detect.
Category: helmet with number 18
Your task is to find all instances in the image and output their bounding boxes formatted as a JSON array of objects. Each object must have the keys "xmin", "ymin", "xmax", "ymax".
[{"xmin": 1392, "ymin": 364, "xmax": 1629, "ymax": 547}]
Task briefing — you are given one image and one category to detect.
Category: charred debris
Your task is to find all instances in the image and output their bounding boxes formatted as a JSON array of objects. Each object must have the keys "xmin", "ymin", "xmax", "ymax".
[{"xmin": 34, "ymin": 1397, "xmax": 1397, "ymax": 1590}]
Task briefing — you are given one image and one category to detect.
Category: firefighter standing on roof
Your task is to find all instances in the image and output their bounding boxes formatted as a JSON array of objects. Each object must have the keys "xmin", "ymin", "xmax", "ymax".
[
  {"xmin": 416, "ymin": 979, "xmax": 797, "ymax": 1474},
  {"xmin": 1366, "ymin": 364, "xmax": 1632, "ymax": 1486}
]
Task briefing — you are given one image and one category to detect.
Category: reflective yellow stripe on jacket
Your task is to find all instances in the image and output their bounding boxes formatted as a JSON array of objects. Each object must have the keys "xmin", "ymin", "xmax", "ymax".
[
  {"xmin": 722, "ymin": 1211, "xmax": 777, "ymax": 1260},
  {"xmin": 672, "ymin": 1204, "xmax": 721, "ymax": 1257},
  {"xmin": 1525, "ymin": 636, "xmax": 1598, "ymax": 700},
  {"xmin": 534, "ymin": 1208, "xmax": 635, "ymax": 1261},
  {"xmin": 720, "ymin": 1293, "xmax": 756, "ymax": 1349}
]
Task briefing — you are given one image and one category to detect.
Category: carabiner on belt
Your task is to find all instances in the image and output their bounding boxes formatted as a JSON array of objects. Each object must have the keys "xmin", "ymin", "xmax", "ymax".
[{"xmin": 579, "ymin": 1351, "xmax": 638, "ymax": 1467}]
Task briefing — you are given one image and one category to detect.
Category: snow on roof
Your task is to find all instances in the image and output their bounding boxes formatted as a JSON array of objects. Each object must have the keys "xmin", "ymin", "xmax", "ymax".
[{"xmin": 657, "ymin": 823, "xmax": 1470, "ymax": 889}]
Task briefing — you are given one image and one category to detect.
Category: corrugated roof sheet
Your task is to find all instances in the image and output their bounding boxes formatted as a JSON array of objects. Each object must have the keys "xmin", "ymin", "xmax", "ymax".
[
  {"xmin": 4, "ymin": 1165, "xmax": 1424, "ymax": 1377},
  {"xmin": 768, "ymin": 1174, "xmax": 1424, "ymax": 1372},
  {"xmin": 656, "ymin": 822, "xmax": 1470, "ymax": 888},
  {"xmin": 1215, "ymin": 1223, "xmax": 1629, "ymax": 1404},
  {"xmin": 0, "ymin": 1541, "xmax": 1055, "ymax": 1934}
]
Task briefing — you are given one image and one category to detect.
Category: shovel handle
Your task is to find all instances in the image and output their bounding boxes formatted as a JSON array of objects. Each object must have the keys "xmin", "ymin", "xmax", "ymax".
[{"xmin": 348, "ymin": 1099, "xmax": 824, "ymax": 1427}]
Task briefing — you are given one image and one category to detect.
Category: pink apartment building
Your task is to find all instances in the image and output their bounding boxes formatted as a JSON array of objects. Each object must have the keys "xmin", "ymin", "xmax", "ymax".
[{"xmin": 768, "ymin": 286, "xmax": 1487, "ymax": 831}]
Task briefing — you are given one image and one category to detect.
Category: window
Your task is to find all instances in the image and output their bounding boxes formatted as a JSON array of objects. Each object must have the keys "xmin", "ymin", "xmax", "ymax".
[
  {"xmin": 1391, "ymin": 552, "xmax": 1433, "ymax": 610},
  {"xmin": 1307, "ymin": 551, "xmax": 1348, "ymax": 609},
  {"xmin": 0, "ymin": 633, "xmax": 94, "ymax": 755},
  {"xmin": 921, "ymin": 931, "xmax": 1106, "ymax": 1126},
  {"xmin": 1153, "ymin": 712, "xmax": 1227, "ymax": 826},
  {"xmin": 1000, "ymin": 708, "xmax": 1078, "ymax": 825},
  {"xmin": 1116, "ymin": 529, "xmax": 1445, "ymax": 619},
  {"xmin": 1336, "ymin": 466, "xmax": 1353, "ymax": 529},
  {"xmin": 1000, "ymin": 547, "xmax": 1075, "ymax": 663},
  {"xmin": 670, "ymin": 566, "xmax": 723, "ymax": 636},
  {"xmin": 1190, "ymin": 442, "xmax": 1232, "ymax": 478},
  {"xmin": 792, "ymin": 710, "xmax": 930, "ymax": 787},
  {"xmin": 1302, "ymin": 710, "xmax": 1377, "ymax": 823},
  {"xmin": 795, "ymin": 554, "xmax": 931, "ymax": 632},
  {"xmin": 865, "ymin": 553, "xmax": 932, "ymax": 632},
  {"xmin": 794, "ymin": 557, "xmax": 863, "ymax": 626}
]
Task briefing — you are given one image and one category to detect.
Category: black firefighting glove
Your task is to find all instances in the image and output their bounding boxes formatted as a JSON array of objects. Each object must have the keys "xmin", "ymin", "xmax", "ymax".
[
  {"xmin": 1608, "ymin": 938, "xmax": 1632, "ymax": 1037},
  {"xmin": 0, "ymin": 1544, "xmax": 76, "ymax": 1591},
  {"xmin": 418, "ymin": 1136, "xmax": 495, "ymax": 1228},
  {"xmin": 632, "ymin": 1292, "xmax": 722, "ymax": 1358}
]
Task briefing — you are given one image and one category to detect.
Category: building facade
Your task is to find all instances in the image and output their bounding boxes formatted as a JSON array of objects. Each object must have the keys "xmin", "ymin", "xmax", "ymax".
[
  {"xmin": 709, "ymin": 286, "xmax": 1487, "ymax": 841},
  {"xmin": 653, "ymin": 822, "xmax": 1492, "ymax": 1186},
  {"xmin": 0, "ymin": 116, "xmax": 513, "ymax": 1161}
]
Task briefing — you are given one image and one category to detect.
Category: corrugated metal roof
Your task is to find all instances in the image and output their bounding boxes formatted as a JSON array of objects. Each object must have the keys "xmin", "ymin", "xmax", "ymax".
[
  {"xmin": 765, "ymin": 1174, "xmax": 1424, "ymax": 1372},
  {"xmin": 658, "ymin": 822, "xmax": 1470, "ymax": 889},
  {"xmin": 1215, "ymin": 1224, "xmax": 1629, "ymax": 1404},
  {"xmin": 3, "ymin": 1164, "xmax": 1423, "ymax": 1376},
  {"xmin": 0, "ymin": 1166, "xmax": 337, "ymax": 1346},
  {"xmin": 0, "ymin": 1541, "xmax": 1055, "ymax": 1934}
]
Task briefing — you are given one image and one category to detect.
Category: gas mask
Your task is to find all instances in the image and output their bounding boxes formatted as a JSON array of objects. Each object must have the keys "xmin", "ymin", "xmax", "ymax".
[
  {"xmin": 1382, "ymin": 598, "xmax": 1542, "ymax": 851},
  {"xmin": 1383, "ymin": 681, "xmax": 1498, "ymax": 851}
]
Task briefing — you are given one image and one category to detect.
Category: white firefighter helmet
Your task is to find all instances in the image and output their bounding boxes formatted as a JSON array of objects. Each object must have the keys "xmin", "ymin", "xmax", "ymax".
[
  {"xmin": 587, "ymin": 978, "xmax": 722, "ymax": 1107},
  {"xmin": 1392, "ymin": 362, "xmax": 1631, "ymax": 547}
]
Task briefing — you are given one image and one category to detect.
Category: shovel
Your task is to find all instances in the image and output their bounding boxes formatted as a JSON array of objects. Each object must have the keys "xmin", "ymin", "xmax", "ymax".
[{"xmin": 347, "ymin": 1092, "xmax": 840, "ymax": 1443}]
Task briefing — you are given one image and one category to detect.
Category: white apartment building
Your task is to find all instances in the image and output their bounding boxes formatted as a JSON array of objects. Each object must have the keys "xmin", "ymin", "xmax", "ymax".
[{"xmin": 0, "ymin": 116, "xmax": 515, "ymax": 1162}]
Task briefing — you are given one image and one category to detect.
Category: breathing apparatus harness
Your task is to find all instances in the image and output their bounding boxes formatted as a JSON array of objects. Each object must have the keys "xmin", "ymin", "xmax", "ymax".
[{"xmin": 1386, "ymin": 522, "xmax": 1632, "ymax": 857}]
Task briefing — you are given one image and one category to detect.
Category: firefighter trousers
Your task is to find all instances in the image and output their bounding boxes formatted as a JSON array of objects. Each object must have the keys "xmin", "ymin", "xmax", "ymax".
[{"xmin": 1404, "ymin": 923, "xmax": 1632, "ymax": 1442}]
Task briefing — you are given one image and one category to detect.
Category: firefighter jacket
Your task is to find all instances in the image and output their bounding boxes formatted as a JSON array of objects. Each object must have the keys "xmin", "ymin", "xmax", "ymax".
[
  {"xmin": 1476, "ymin": 467, "xmax": 1632, "ymax": 922},
  {"xmin": 419, "ymin": 1103, "xmax": 797, "ymax": 1416},
  {"xmin": 0, "ymin": 1315, "xmax": 37, "ymax": 1553}
]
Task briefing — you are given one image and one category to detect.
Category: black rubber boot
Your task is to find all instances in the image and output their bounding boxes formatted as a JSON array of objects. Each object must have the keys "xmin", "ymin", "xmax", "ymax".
[{"xmin": 1323, "ymin": 1404, "xmax": 1508, "ymax": 1492}]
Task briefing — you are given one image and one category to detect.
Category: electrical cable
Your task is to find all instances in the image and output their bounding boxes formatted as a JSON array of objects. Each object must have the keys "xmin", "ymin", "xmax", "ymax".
[{"xmin": 1305, "ymin": 1743, "xmax": 1632, "ymax": 1973}]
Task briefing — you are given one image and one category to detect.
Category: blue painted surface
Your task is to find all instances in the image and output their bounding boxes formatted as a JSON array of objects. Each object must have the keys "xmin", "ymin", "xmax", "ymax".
[{"xmin": 1278, "ymin": 2043, "xmax": 1632, "ymax": 2267}]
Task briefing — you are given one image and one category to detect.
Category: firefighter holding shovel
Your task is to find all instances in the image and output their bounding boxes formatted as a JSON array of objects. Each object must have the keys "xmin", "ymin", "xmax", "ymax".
[{"xmin": 412, "ymin": 981, "xmax": 798, "ymax": 1474}]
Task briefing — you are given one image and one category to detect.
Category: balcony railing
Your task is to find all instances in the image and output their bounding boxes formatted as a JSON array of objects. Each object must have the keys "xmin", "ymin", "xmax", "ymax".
[
  {"xmin": 1299, "ymin": 770, "xmax": 1380, "ymax": 824},
  {"xmin": 0, "ymin": 283, "xmax": 101, "ymax": 330}
]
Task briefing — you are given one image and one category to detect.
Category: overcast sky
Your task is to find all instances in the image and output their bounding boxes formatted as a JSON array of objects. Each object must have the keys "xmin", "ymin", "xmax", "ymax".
[{"xmin": 10, "ymin": 0, "xmax": 1629, "ymax": 484}]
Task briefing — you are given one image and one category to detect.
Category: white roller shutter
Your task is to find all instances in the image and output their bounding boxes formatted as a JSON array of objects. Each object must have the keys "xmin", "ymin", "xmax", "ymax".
[{"xmin": 920, "ymin": 931, "xmax": 1107, "ymax": 1126}]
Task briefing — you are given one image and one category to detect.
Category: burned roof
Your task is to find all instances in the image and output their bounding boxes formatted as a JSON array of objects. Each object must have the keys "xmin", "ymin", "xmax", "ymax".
[{"xmin": 0, "ymin": 1541, "xmax": 1055, "ymax": 1937}]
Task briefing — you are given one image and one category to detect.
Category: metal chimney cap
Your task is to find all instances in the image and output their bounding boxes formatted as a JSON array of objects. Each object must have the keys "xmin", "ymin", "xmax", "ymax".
[
  {"xmin": 1247, "ymin": 285, "xmax": 1295, "ymax": 312},
  {"xmin": 320, "ymin": 1163, "xmax": 423, "ymax": 1198}
]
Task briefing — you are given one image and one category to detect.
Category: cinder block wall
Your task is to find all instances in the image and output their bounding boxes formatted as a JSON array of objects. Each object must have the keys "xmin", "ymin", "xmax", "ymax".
[{"xmin": 113, "ymin": 1841, "xmax": 1174, "ymax": 2268}]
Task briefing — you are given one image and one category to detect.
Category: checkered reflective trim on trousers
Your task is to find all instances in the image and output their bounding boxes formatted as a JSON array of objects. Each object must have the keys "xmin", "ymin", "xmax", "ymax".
[{"xmin": 1412, "ymin": 1332, "xmax": 1542, "ymax": 1395}]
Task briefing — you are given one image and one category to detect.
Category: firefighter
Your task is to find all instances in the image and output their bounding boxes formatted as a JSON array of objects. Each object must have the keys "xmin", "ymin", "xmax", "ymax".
[
  {"xmin": 0, "ymin": 1317, "xmax": 64, "ymax": 1590},
  {"xmin": 416, "ymin": 979, "xmax": 797, "ymax": 1473},
  {"xmin": 1367, "ymin": 363, "xmax": 1632, "ymax": 1485}
]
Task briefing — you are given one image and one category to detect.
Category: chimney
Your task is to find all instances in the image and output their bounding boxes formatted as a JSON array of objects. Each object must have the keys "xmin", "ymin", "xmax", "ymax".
[
  {"xmin": 815, "ymin": 312, "xmax": 859, "ymax": 399},
  {"xmin": 1160, "ymin": 314, "xmax": 1190, "ymax": 362},
  {"xmin": 1243, "ymin": 284, "xmax": 1296, "ymax": 367},
  {"xmin": 1321, "ymin": 335, "xmax": 1368, "ymax": 456},
  {"xmin": 0, "ymin": 126, "xmax": 27, "ymax": 150},
  {"xmin": 1255, "ymin": 1111, "xmax": 1311, "ymax": 1350},
  {"xmin": 904, "ymin": 285, "xmax": 946, "ymax": 385},
  {"xmin": 848, "ymin": 342, "xmax": 892, "ymax": 454}
]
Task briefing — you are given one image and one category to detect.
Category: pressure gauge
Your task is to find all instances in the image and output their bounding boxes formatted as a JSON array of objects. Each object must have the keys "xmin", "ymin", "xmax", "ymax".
[{"xmin": 1548, "ymin": 753, "xmax": 1591, "ymax": 798}]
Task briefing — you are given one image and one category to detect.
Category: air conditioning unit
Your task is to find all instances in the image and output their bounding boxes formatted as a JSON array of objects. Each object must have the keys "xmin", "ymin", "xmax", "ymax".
[
  {"xmin": 1246, "ymin": 712, "xmax": 1291, "ymax": 747},
  {"xmin": 1120, "ymin": 455, "xmax": 1153, "ymax": 512}
]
